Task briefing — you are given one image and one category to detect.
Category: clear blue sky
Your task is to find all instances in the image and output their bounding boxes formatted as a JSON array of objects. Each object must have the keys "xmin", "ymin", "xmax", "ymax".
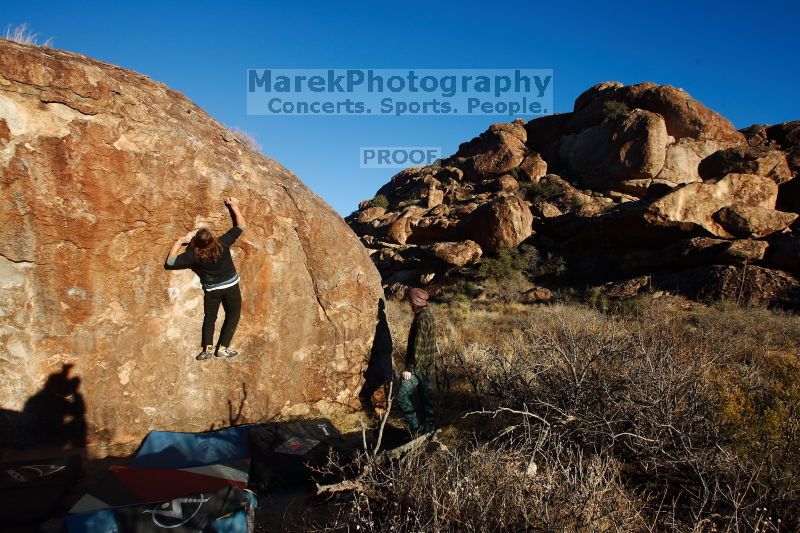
[{"xmin": 3, "ymin": 1, "xmax": 798, "ymax": 214}]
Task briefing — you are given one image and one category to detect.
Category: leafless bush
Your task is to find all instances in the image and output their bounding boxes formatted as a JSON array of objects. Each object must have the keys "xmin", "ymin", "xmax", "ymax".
[
  {"xmin": 313, "ymin": 427, "xmax": 646, "ymax": 532},
  {"xmin": 2, "ymin": 23, "xmax": 53, "ymax": 47},
  {"xmin": 432, "ymin": 302, "xmax": 800, "ymax": 530}
]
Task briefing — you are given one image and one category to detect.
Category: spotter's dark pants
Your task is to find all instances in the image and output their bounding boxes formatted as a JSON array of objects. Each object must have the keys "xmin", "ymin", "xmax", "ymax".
[
  {"xmin": 201, "ymin": 283, "xmax": 241, "ymax": 348},
  {"xmin": 396, "ymin": 372, "xmax": 435, "ymax": 432}
]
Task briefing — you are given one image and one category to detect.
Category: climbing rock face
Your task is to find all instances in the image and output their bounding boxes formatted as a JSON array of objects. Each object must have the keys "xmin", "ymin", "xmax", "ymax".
[{"xmin": 0, "ymin": 41, "xmax": 383, "ymax": 452}]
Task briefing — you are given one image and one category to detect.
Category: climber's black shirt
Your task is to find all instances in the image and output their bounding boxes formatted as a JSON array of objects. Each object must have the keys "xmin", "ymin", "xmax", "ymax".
[{"xmin": 165, "ymin": 227, "xmax": 244, "ymax": 290}]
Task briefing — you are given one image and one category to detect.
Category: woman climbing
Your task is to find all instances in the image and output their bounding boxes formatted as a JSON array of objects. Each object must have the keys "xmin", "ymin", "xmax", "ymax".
[{"xmin": 164, "ymin": 197, "xmax": 247, "ymax": 361}]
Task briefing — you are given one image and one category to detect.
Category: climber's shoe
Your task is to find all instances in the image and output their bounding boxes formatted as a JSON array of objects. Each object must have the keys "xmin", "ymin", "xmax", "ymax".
[
  {"xmin": 196, "ymin": 345, "xmax": 215, "ymax": 361},
  {"xmin": 216, "ymin": 346, "xmax": 238, "ymax": 358}
]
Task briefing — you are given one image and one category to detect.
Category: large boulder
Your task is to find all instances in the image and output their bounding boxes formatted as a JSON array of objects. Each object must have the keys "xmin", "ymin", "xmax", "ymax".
[
  {"xmin": 524, "ymin": 83, "xmax": 745, "ymax": 178},
  {"xmin": 698, "ymin": 145, "xmax": 792, "ymax": 183},
  {"xmin": 357, "ymin": 206, "xmax": 386, "ymax": 224},
  {"xmin": 387, "ymin": 216, "xmax": 413, "ymax": 244},
  {"xmin": 766, "ymin": 121, "xmax": 800, "ymax": 175},
  {"xmin": 571, "ymin": 82, "xmax": 745, "ymax": 143},
  {"xmin": 558, "ymin": 109, "xmax": 669, "ymax": 190},
  {"xmin": 559, "ymin": 173, "xmax": 781, "ymax": 248},
  {"xmin": 524, "ymin": 112, "xmax": 573, "ymax": 151},
  {"xmin": 573, "ymin": 81, "xmax": 624, "ymax": 112},
  {"xmin": 373, "ymin": 166, "xmax": 440, "ymax": 208},
  {"xmin": 0, "ymin": 41, "xmax": 383, "ymax": 452},
  {"xmin": 624, "ymin": 84, "xmax": 745, "ymax": 143},
  {"xmin": 431, "ymin": 240, "xmax": 483, "ymax": 267},
  {"xmin": 518, "ymin": 152, "xmax": 548, "ymax": 181},
  {"xmin": 645, "ymin": 173, "xmax": 779, "ymax": 238},
  {"xmin": 408, "ymin": 213, "xmax": 460, "ymax": 243},
  {"xmin": 655, "ymin": 138, "xmax": 734, "ymax": 185},
  {"xmin": 765, "ymin": 121, "xmax": 800, "ymax": 212},
  {"xmin": 465, "ymin": 195, "xmax": 533, "ymax": 252},
  {"xmin": 713, "ymin": 205, "xmax": 797, "ymax": 238},
  {"xmin": 446, "ymin": 119, "xmax": 528, "ymax": 179}
]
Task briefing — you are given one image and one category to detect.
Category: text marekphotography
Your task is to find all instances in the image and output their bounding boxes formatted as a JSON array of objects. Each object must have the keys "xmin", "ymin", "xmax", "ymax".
[{"xmin": 247, "ymin": 69, "xmax": 553, "ymax": 116}]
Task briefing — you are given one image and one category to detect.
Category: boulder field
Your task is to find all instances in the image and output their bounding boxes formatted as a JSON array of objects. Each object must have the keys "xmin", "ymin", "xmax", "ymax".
[
  {"xmin": 0, "ymin": 41, "xmax": 383, "ymax": 453},
  {"xmin": 347, "ymin": 82, "xmax": 800, "ymax": 307}
]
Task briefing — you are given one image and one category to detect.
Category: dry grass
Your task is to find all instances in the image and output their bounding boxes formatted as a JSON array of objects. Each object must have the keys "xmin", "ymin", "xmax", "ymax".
[
  {"xmin": 325, "ymin": 296, "xmax": 799, "ymax": 532},
  {"xmin": 2, "ymin": 23, "xmax": 53, "ymax": 47},
  {"xmin": 225, "ymin": 126, "xmax": 262, "ymax": 152}
]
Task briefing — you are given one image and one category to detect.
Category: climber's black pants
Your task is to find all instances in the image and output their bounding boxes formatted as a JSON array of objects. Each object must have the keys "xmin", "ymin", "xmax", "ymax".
[{"xmin": 202, "ymin": 284, "xmax": 242, "ymax": 348}]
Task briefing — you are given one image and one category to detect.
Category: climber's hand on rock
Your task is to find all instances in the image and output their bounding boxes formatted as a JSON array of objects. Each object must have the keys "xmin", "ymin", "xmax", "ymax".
[
  {"xmin": 180, "ymin": 230, "xmax": 196, "ymax": 245},
  {"xmin": 225, "ymin": 196, "xmax": 240, "ymax": 208},
  {"xmin": 402, "ymin": 371, "xmax": 412, "ymax": 380}
]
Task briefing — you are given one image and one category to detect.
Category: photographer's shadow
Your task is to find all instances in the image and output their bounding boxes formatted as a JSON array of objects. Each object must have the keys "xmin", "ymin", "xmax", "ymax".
[{"xmin": 0, "ymin": 363, "xmax": 87, "ymax": 451}]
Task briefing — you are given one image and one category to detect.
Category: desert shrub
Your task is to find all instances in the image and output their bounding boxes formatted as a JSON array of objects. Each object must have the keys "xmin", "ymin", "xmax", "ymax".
[
  {"xmin": 520, "ymin": 179, "xmax": 563, "ymax": 204},
  {"xmin": 369, "ymin": 194, "xmax": 390, "ymax": 209},
  {"xmin": 565, "ymin": 192, "xmax": 586, "ymax": 212},
  {"xmin": 585, "ymin": 286, "xmax": 647, "ymax": 315},
  {"xmin": 602, "ymin": 100, "xmax": 630, "ymax": 121},
  {"xmin": 507, "ymin": 166, "xmax": 521, "ymax": 179},
  {"xmin": 477, "ymin": 245, "xmax": 539, "ymax": 282},
  {"xmin": 450, "ymin": 280, "xmax": 480, "ymax": 300},
  {"xmin": 533, "ymin": 252, "xmax": 567, "ymax": 279}
]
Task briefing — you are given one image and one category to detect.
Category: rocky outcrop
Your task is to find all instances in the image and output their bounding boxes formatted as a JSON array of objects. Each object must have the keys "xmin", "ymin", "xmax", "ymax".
[
  {"xmin": 464, "ymin": 195, "xmax": 533, "ymax": 252},
  {"xmin": 432, "ymin": 240, "xmax": 482, "ymax": 267},
  {"xmin": 557, "ymin": 237, "xmax": 768, "ymax": 283},
  {"xmin": 569, "ymin": 82, "xmax": 745, "ymax": 144},
  {"xmin": 645, "ymin": 173, "xmax": 779, "ymax": 238},
  {"xmin": 446, "ymin": 119, "xmax": 528, "ymax": 179},
  {"xmin": 518, "ymin": 286, "xmax": 553, "ymax": 303},
  {"xmin": 558, "ymin": 109, "xmax": 669, "ymax": 190},
  {"xmin": 518, "ymin": 152, "xmax": 548, "ymax": 181},
  {"xmin": 0, "ymin": 41, "xmax": 383, "ymax": 452},
  {"xmin": 714, "ymin": 205, "xmax": 797, "ymax": 238},
  {"xmin": 347, "ymin": 81, "xmax": 799, "ymax": 308},
  {"xmin": 651, "ymin": 265, "xmax": 800, "ymax": 307},
  {"xmin": 655, "ymin": 139, "xmax": 733, "ymax": 186},
  {"xmin": 602, "ymin": 276, "xmax": 651, "ymax": 299},
  {"xmin": 766, "ymin": 121, "xmax": 800, "ymax": 175},
  {"xmin": 698, "ymin": 145, "xmax": 792, "ymax": 183}
]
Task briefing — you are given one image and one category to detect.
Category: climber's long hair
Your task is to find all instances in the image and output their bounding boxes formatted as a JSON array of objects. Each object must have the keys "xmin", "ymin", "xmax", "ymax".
[{"xmin": 190, "ymin": 228, "xmax": 223, "ymax": 263}]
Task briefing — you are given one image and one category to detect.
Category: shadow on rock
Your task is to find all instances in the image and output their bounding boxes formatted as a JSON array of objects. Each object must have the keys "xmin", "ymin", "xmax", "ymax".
[
  {"xmin": 0, "ymin": 363, "xmax": 87, "ymax": 452},
  {"xmin": 359, "ymin": 299, "xmax": 394, "ymax": 415}
]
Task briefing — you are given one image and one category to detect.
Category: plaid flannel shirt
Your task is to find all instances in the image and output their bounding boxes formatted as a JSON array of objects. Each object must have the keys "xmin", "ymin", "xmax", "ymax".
[{"xmin": 405, "ymin": 307, "xmax": 436, "ymax": 376}]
